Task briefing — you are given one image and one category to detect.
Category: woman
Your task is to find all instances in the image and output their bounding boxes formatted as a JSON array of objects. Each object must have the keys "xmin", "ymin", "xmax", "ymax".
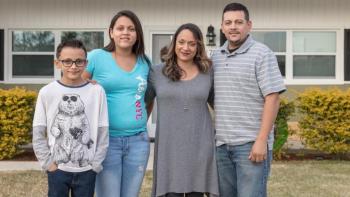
[
  {"xmin": 146, "ymin": 23, "xmax": 219, "ymax": 197},
  {"xmin": 82, "ymin": 10, "xmax": 151, "ymax": 197}
]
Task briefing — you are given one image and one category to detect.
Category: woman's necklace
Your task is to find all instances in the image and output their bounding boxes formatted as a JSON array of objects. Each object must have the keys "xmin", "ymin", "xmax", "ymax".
[
  {"xmin": 181, "ymin": 71, "xmax": 193, "ymax": 112},
  {"xmin": 183, "ymin": 84, "xmax": 189, "ymax": 111},
  {"xmin": 179, "ymin": 63, "xmax": 198, "ymax": 111}
]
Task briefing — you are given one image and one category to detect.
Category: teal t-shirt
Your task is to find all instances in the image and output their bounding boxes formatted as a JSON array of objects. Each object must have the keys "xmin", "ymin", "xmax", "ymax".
[{"xmin": 87, "ymin": 49, "xmax": 149, "ymax": 137}]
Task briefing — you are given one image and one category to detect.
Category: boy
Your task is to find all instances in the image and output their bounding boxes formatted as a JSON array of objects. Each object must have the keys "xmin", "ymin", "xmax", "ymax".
[{"xmin": 32, "ymin": 40, "xmax": 109, "ymax": 197}]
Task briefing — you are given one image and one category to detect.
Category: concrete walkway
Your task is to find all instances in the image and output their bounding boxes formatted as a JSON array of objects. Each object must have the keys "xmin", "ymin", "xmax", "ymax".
[
  {"xmin": 0, "ymin": 161, "xmax": 41, "ymax": 171},
  {"xmin": 0, "ymin": 143, "xmax": 154, "ymax": 171}
]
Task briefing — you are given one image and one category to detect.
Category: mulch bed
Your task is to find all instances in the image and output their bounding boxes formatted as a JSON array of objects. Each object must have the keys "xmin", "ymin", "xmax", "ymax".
[
  {"xmin": 2, "ymin": 150, "xmax": 37, "ymax": 161},
  {"xmin": 277, "ymin": 149, "xmax": 350, "ymax": 161}
]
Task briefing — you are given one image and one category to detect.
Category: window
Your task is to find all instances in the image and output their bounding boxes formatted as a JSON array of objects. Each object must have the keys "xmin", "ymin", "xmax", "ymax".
[
  {"xmin": 12, "ymin": 55, "xmax": 54, "ymax": 77},
  {"xmin": 250, "ymin": 30, "xmax": 339, "ymax": 84},
  {"xmin": 293, "ymin": 55, "xmax": 335, "ymax": 78},
  {"xmin": 9, "ymin": 30, "xmax": 104, "ymax": 82},
  {"xmin": 251, "ymin": 31, "xmax": 286, "ymax": 76},
  {"xmin": 292, "ymin": 32, "xmax": 336, "ymax": 79},
  {"xmin": 61, "ymin": 31, "xmax": 104, "ymax": 51},
  {"xmin": 12, "ymin": 31, "xmax": 55, "ymax": 78}
]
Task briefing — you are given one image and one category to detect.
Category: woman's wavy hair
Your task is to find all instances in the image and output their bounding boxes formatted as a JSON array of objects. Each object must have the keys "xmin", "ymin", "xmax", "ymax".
[
  {"xmin": 104, "ymin": 10, "xmax": 150, "ymax": 67},
  {"xmin": 162, "ymin": 23, "xmax": 212, "ymax": 81}
]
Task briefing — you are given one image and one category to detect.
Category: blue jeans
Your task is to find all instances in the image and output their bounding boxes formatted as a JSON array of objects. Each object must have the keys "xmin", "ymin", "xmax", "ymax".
[
  {"xmin": 47, "ymin": 169, "xmax": 96, "ymax": 197},
  {"xmin": 95, "ymin": 131, "xmax": 150, "ymax": 197},
  {"xmin": 216, "ymin": 142, "xmax": 272, "ymax": 197}
]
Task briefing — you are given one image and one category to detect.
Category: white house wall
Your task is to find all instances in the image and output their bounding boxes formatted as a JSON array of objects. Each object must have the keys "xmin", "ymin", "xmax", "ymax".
[
  {"xmin": 1, "ymin": 0, "xmax": 350, "ymax": 29},
  {"xmin": 1, "ymin": 0, "xmax": 350, "ymax": 84},
  {"xmin": 1, "ymin": 0, "xmax": 350, "ymax": 54}
]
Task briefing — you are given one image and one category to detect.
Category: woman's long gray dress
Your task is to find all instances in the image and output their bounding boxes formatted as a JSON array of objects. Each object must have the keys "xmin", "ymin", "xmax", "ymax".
[{"xmin": 146, "ymin": 64, "xmax": 219, "ymax": 197}]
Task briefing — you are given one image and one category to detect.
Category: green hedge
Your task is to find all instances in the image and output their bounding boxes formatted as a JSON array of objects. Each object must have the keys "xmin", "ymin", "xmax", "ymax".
[
  {"xmin": 296, "ymin": 88, "xmax": 350, "ymax": 154},
  {"xmin": 0, "ymin": 87, "xmax": 37, "ymax": 160},
  {"xmin": 273, "ymin": 98, "xmax": 295, "ymax": 157},
  {"xmin": 1, "ymin": 86, "xmax": 349, "ymax": 159}
]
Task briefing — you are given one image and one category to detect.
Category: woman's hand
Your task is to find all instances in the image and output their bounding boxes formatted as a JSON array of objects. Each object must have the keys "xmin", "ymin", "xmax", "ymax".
[
  {"xmin": 87, "ymin": 79, "xmax": 98, "ymax": 85},
  {"xmin": 82, "ymin": 71, "xmax": 98, "ymax": 84}
]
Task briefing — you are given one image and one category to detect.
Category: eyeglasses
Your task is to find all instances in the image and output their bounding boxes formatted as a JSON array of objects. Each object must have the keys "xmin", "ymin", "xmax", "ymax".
[{"xmin": 58, "ymin": 59, "xmax": 87, "ymax": 67}]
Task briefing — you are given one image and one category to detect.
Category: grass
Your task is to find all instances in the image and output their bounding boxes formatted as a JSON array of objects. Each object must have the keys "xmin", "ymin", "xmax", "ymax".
[
  {"xmin": 268, "ymin": 160, "xmax": 350, "ymax": 197},
  {"xmin": 0, "ymin": 161, "xmax": 349, "ymax": 197}
]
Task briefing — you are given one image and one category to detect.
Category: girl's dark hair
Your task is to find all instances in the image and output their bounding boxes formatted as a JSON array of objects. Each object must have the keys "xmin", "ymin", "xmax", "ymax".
[
  {"xmin": 104, "ymin": 10, "xmax": 150, "ymax": 66},
  {"xmin": 162, "ymin": 23, "xmax": 212, "ymax": 81}
]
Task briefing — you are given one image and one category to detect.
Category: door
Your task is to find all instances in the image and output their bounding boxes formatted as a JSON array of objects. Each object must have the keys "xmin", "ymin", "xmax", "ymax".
[{"xmin": 148, "ymin": 33, "xmax": 172, "ymax": 139}]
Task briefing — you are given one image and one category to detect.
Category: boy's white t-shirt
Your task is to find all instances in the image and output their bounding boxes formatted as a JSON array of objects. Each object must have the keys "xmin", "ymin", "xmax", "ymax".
[{"xmin": 33, "ymin": 81, "xmax": 108, "ymax": 172}]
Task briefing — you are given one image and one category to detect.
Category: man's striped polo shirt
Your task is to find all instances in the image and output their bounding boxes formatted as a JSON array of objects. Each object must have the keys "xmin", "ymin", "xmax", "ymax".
[{"xmin": 212, "ymin": 35, "xmax": 286, "ymax": 150}]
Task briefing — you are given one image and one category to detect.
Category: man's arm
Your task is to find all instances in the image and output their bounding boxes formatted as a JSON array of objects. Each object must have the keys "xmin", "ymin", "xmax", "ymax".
[{"xmin": 249, "ymin": 93, "xmax": 280, "ymax": 162}]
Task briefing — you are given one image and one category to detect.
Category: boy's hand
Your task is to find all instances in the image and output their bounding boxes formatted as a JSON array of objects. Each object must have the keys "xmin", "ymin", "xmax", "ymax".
[
  {"xmin": 47, "ymin": 162, "xmax": 58, "ymax": 172},
  {"xmin": 248, "ymin": 139, "xmax": 267, "ymax": 162}
]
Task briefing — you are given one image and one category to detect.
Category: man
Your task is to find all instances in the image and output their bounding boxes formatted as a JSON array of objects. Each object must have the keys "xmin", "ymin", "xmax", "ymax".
[{"xmin": 211, "ymin": 3, "xmax": 286, "ymax": 197}]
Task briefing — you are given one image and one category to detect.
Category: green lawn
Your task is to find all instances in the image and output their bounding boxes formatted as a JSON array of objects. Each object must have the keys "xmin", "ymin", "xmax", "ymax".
[{"xmin": 0, "ymin": 161, "xmax": 349, "ymax": 197}]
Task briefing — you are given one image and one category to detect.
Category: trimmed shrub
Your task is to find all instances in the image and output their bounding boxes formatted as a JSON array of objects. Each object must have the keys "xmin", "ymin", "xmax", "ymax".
[
  {"xmin": 0, "ymin": 87, "xmax": 37, "ymax": 160},
  {"xmin": 296, "ymin": 88, "xmax": 350, "ymax": 154},
  {"xmin": 273, "ymin": 98, "xmax": 295, "ymax": 157}
]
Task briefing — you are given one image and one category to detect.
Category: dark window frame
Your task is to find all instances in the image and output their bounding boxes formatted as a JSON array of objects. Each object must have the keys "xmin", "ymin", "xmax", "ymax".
[
  {"xmin": 345, "ymin": 29, "xmax": 350, "ymax": 81},
  {"xmin": 0, "ymin": 29, "xmax": 4, "ymax": 81}
]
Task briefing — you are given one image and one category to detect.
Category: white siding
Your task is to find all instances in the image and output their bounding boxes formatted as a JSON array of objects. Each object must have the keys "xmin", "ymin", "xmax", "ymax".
[
  {"xmin": 2, "ymin": 0, "xmax": 350, "ymax": 52},
  {"xmin": 1, "ymin": 0, "xmax": 349, "ymax": 28},
  {"xmin": 0, "ymin": 0, "xmax": 349, "ymax": 84}
]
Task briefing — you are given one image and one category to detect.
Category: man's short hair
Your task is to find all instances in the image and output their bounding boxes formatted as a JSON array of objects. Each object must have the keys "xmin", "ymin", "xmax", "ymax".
[
  {"xmin": 222, "ymin": 2, "xmax": 250, "ymax": 21},
  {"xmin": 56, "ymin": 40, "xmax": 87, "ymax": 59}
]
